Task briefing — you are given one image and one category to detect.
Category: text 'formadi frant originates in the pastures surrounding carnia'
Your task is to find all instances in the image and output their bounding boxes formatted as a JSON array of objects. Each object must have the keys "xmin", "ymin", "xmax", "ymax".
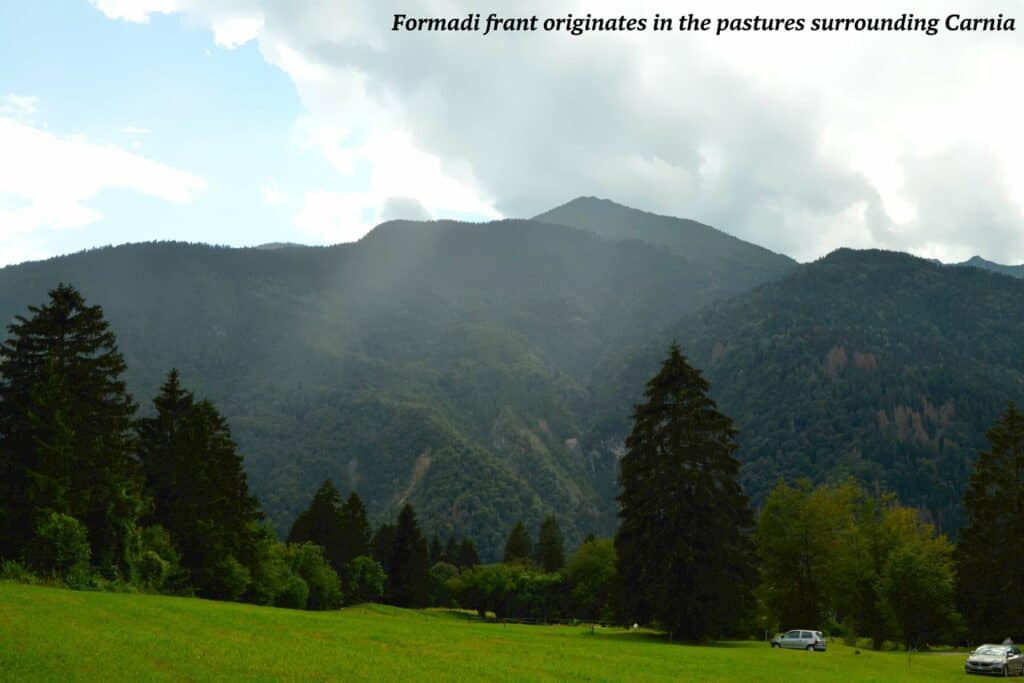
[{"xmin": 391, "ymin": 12, "xmax": 1016, "ymax": 37}]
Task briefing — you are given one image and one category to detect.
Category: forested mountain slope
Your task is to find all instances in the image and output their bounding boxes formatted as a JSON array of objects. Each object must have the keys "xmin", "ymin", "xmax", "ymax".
[
  {"xmin": 535, "ymin": 197, "xmax": 797, "ymax": 288},
  {"xmin": 586, "ymin": 249, "xmax": 1024, "ymax": 533},
  {"xmin": 0, "ymin": 209, "xmax": 772, "ymax": 559}
]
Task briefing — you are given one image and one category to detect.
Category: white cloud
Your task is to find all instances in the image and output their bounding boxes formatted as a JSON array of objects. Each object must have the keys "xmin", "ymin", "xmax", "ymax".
[
  {"xmin": 259, "ymin": 182, "xmax": 289, "ymax": 206},
  {"xmin": 0, "ymin": 117, "xmax": 207, "ymax": 261},
  {"xmin": 90, "ymin": 0, "xmax": 263, "ymax": 47},
  {"xmin": 89, "ymin": 0, "xmax": 1024, "ymax": 261},
  {"xmin": 0, "ymin": 94, "xmax": 38, "ymax": 117},
  {"xmin": 89, "ymin": 0, "xmax": 182, "ymax": 24}
]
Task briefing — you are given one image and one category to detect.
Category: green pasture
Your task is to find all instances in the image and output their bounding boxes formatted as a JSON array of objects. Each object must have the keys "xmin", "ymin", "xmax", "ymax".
[{"xmin": 0, "ymin": 582, "xmax": 971, "ymax": 681}]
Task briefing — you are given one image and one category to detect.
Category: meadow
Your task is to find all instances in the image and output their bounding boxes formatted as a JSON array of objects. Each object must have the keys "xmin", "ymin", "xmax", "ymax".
[{"xmin": 0, "ymin": 582, "xmax": 969, "ymax": 681}]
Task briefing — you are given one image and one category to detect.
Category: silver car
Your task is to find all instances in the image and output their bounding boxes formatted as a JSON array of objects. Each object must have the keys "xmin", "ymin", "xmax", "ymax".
[
  {"xmin": 965, "ymin": 645, "xmax": 1024, "ymax": 676},
  {"xmin": 771, "ymin": 629, "xmax": 826, "ymax": 651}
]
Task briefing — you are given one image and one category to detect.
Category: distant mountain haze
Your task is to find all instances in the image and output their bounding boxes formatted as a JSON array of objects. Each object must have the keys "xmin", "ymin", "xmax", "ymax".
[
  {"xmin": 0, "ymin": 203, "xmax": 779, "ymax": 559},
  {"xmin": 1, "ymin": 199, "xmax": 1019, "ymax": 554}
]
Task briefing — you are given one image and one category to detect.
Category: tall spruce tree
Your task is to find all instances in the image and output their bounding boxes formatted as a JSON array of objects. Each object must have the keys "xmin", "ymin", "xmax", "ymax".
[
  {"xmin": 136, "ymin": 370, "xmax": 262, "ymax": 596},
  {"xmin": 429, "ymin": 535, "xmax": 443, "ymax": 566},
  {"xmin": 338, "ymin": 492, "xmax": 371, "ymax": 567},
  {"xmin": 387, "ymin": 504, "xmax": 429, "ymax": 607},
  {"xmin": 288, "ymin": 480, "xmax": 345, "ymax": 572},
  {"xmin": 372, "ymin": 523, "xmax": 396, "ymax": 567},
  {"xmin": 615, "ymin": 343, "xmax": 755, "ymax": 640},
  {"xmin": 456, "ymin": 538, "xmax": 480, "ymax": 569},
  {"xmin": 956, "ymin": 404, "xmax": 1024, "ymax": 641},
  {"xmin": 535, "ymin": 516, "xmax": 566, "ymax": 572},
  {"xmin": 443, "ymin": 536, "xmax": 458, "ymax": 564},
  {"xmin": 503, "ymin": 521, "xmax": 533, "ymax": 564},
  {"xmin": 0, "ymin": 284, "xmax": 142, "ymax": 575}
]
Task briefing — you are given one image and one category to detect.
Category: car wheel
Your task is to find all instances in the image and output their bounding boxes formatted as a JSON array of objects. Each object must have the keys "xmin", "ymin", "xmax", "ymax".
[
  {"xmin": 806, "ymin": 645, "xmax": 814, "ymax": 651},
  {"xmin": 771, "ymin": 643, "xmax": 779, "ymax": 648}
]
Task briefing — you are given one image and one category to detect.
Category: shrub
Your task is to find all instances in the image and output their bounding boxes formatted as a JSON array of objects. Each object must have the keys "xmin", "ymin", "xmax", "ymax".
[
  {"xmin": 287, "ymin": 543, "xmax": 343, "ymax": 610},
  {"xmin": 277, "ymin": 574, "xmax": 310, "ymax": 609},
  {"xmin": 429, "ymin": 562, "xmax": 460, "ymax": 607},
  {"xmin": 245, "ymin": 526, "xmax": 292, "ymax": 606},
  {"xmin": 347, "ymin": 555, "xmax": 386, "ymax": 605},
  {"xmin": 0, "ymin": 559, "xmax": 34, "ymax": 583},
  {"xmin": 137, "ymin": 550, "xmax": 169, "ymax": 589},
  {"xmin": 202, "ymin": 556, "xmax": 251, "ymax": 602},
  {"xmin": 26, "ymin": 512, "xmax": 91, "ymax": 580}
]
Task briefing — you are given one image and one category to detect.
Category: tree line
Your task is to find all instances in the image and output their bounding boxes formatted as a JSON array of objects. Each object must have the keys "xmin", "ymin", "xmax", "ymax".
[{"xmin": 2, "ymin": 284, "xmax": 1023, "ymax": 647}]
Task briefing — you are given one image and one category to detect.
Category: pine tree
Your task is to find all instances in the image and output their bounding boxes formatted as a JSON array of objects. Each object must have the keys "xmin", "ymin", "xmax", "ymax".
[
  {"xmin": 136, "ymin": 369, "xmax": 193, "ymax": 529},
  {"xmin": 372, "ymin": 523, "xmax": 396, "ymax": 567},
  {"xmin": 429, "ymin": 534, "xmax": 443, "ymax": 566},
  {"xmin": 503, "ymin": 521, "xmax": 532, "ymax": 564},
  {"xmin": 137, "ymin": 370, "xmax": 262, "ymax": 596},
  {"xmin": 287, "ymin": 480, "xmax": 345, "ymax": 572},
  {"xmin": 387, "ymin": 504, "xmax": 429, "ymax": 607},
  {"xmin": 337, "ymin": 492, "xmax": 371, "ymax": 570},
  {"xmin": 535, "ymin": 516, "xmax": 565, "ymax": 572},
  {"xmin": 956, "ymin": 404, "xmax": 1024, "ymax": 641},
  {"xmin": 0, "ymin": 284, "xmax": 142, "ymax": 575},
  {"xmin": 456, "ymin": 538, "xmax": 480, "ymax": 569},
  {"xmin": 615, "ymin": 343, "xmax": 755, "ymax": 640},
  {"xmin": 444, "ymin": 536, "xmax": 459, "ymax": 564}
]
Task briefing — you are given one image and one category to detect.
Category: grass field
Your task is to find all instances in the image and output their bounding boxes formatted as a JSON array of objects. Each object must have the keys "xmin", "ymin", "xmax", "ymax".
[{"xmin": 0, "ymin": 582, "xmax": 973, "ymax": 681}]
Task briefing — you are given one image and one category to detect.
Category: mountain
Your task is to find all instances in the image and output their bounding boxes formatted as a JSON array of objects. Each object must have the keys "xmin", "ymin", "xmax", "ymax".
[
  {"xmin": 953, "ymin": 255, "xmax": 1024, "ymax": 279},
  {"xmin": 586, "ymin": 248, "xmax": 1024, "ymax": 533},
  {"xmin": 254, "ymin": 242, "xmax": 310, "ymax": 250},
  {"xmin": 0, "ymin": 209, "xmax": 776, "ymax": 560},
  {"xmin": 534, "ymin": 196, "xmax": 797, "ymax": 289}
]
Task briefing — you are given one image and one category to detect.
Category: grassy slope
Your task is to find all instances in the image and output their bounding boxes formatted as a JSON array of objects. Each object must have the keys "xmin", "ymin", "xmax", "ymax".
[{"xmin": 0, "ymin": 583, "xmax": 967, "ymax": 682}]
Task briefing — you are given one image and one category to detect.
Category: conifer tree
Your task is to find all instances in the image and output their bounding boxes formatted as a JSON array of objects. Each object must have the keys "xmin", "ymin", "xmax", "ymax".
[
  {"xmin": 456, "ymin": 538, "xmax": 480, "ymax": 569},
  {"xmin": 387, "ymin": 504, "xmax": 429, "ymax": 607},
  {"xmin": 956, "ymin": 404, "xmax": 1024, "ymax": 641},
  {"xmin": 372, "ymin": 523, "xmax": 396, "ymax": 567},
  {"xmin": 615, "ymin": 343, "xmax": 755, "ymax": 640},
  {"xmin": 0, "ymin": 284, "xmax": 142, "ymax": 575},
  {"xmin": 429, "ymin": 534, "xmax": 443, "ymax": 566},
  {"xmin": 288, "ymin": 480, "xmax": 345, "ymax": 572},
  {"xmin": 444, "ymin": 536, "xmax": 459, "ymax": 564},
  {"xmin": 137, "ymin": 370, "xmax": 262, "ymax": 596},
  {"xmin": 337, "ymin": 491, "xmax": 371, "ymax": 571},
  {"xmin": 503, "ymin": 521, "xmax": 532, "ymax": 564},
  {"xmin": 535, "ymin": 516, "xmax": 566, "ymax": 572}
]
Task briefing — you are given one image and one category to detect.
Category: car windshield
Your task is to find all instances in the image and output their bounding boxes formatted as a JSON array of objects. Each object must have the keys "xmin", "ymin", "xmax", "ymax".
[{"xmin": 975, "ymin": 646, "xmax": 1008, "ymax": 656}]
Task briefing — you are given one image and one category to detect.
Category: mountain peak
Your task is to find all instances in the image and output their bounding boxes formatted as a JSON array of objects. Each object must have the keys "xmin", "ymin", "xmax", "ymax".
[
  {"xmin": 954, "ymin": 255, "xmax": 1024, "ymax": 279},
  {"xmin": 533, "ymin": 196, "xmax": 796, "ymax": 285}
]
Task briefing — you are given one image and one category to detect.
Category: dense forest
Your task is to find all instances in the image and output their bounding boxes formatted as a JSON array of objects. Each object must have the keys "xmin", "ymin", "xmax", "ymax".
[
  {"xmin": 0, "ymin": 198, "xmax": 789, "ymax": 558},
  {"xmin": 0, "ymin": 198, "xmax": 1020, "ymax": 555},
  {"xmin": 587, "ymin": 248, "xmax": 1024, "ymax": 534}
]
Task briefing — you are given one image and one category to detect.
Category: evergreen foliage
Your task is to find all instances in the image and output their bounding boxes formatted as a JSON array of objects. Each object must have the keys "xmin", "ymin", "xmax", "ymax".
[
  {"xmin": 503, "ymin": 521, "xmax": 533, "ymax": 565},
  {"xmin": 615, "ymin": 344, "xmax": 755, "ymax": 640},
  {"xmin": 456, "ymin": 538, "xmax": 480, "ymax": 569},
  {"xmin": 535, "ymin": 516, "xmax": 566, "ymax": 572},
  {"xmin": 136, "ymin": 370, "xmax": 262, "ymax": 598},
  {"xmin": 0, "ymin": 284, "xmax": 143, "ymax": 576},
  {"xmin": 955, "ymin": 404, "xmax": 1024, "ymax": 641},
  {"xmin": 286, "ymin": 479, "xmax": 345, "ymax": 571},
  {"xmin": 386, "ymin": 505, "xmax": 430, "ymax": 607}
]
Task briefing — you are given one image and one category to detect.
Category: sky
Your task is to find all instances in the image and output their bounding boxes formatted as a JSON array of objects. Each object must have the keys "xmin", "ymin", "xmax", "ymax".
[{"xmin": 1, "ymin": 1, "xmax": 1023, "ymax": 267}]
